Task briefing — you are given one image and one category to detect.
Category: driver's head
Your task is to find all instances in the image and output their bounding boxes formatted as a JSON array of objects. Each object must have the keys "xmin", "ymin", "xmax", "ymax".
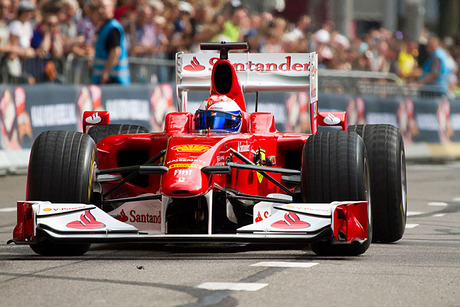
[{"xmin": 195, "ymin": 95, "xmax": 242, "ymax": 132}]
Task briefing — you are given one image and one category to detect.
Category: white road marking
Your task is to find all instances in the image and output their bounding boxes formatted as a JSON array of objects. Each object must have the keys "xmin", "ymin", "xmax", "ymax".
[
  {"xmin": 251, "ymin": 261, "xmax": 318, "ymax": 268},
  {"xmin": 405, "ymin": 224, "xmax": 419, "ymax": 229},
  {"xmin": 407, "ymin": 211, "xmax": 423, "ymax": 216},
  {"xmin": 196, "ymin": 282, "xmax": 268, "ymax": 291},
  {"xmin": 433, "ymin": 213, "xmax": 446, "ymax": 217},
  {"xmin": 0, "ymin": 207, "xmax": 16, "ymax": 212},
  {"xmin": 428, "ymin": 202, "xmax": 448, "ymax": 207}
]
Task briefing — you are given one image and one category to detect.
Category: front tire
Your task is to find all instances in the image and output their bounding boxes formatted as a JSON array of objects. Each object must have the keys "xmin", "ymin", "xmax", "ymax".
[
  {"xmin": 348, "ymin": 124, "xmax": 407, "ymax": 243},
  {"xmin": 302, "ymin": 131, "xmax": 372, "ymax": 256},
  {"xmin": 27, "ymin": 131, "xmax": 97, "ymax": 256}
]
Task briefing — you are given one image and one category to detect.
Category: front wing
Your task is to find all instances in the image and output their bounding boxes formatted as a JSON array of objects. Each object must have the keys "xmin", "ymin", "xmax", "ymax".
[{"xmin": 11, "ymin": 200, "xmax": 368, "ymax": 246}]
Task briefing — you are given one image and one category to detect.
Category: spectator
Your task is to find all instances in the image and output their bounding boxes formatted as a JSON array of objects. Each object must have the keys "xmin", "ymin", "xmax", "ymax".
[
  {"xmin": 72, "ymin": 0, "xmax": 97, "ymax": 56},
  {"xmin": 6, "ymin": 0, "xmax": 36, "ymax": 84},
  {"xmin": 243, "ymin": 12, "xmax": 260, "ymax": 51},
  {"xmin": 59, "ymin": 0, "xmax": 79, "ymax": 55},
  {"xmin": 0, "ymin": 0, "xmax": 11, "ymax": 50},
  {"xmin": 6, "ymin": 0, "xmax": 16, "ymax": 20},
  {"xmin": 397, "ymin": 38, "xmax": 418, "ymax": 81},
  {"xmin": 259, "ymin": 17, "xmax": 286, "ymax": 53},
  {"xmin": 442, "ymin": 36, "xmax": 458, "ymax": 92},
  {"xmin": 210, "ymin": 3, "xmax": 248, "ymax": 42},
  {"xmin": 114, "ymin": 0, "xmax": 135, "ymax": 21},
  {"xmin": 8, "ymin": 1, "xmax": 35, "ymax": 50},
  {"xmin": 30, "ymin": 13, "xmax": 64, "ymax": 82},
  {"xmin": 417, "ymin": 35, "xmax": 451, "ymax": 96},
  {"xmin": 192, "ymin": 4, "xmax": 219, "ymax": 48},
  {"xmin": 190, "ymin": 2, "xmax": 214, "ymax": 51},
  {"xmin": 163, "ymin": 0, "xmax": 195, "ymax": 75},
  {"xmin": 31, "ymin": 14, "xmax": 64, "ymax": 59},
  {"xmin": 91, "ymin": 0, "xmax": 130, "ymax": 85},
  {"xmin": 370, "ymin": 40, "xmax": 390, "ymax": 72},
  {"xmin": 152, "ymin": 14, "xmax": 169, "ymax": 82},
  {"xmin": 282, "ymin": 15, "xmax": 310, "ymax": 53},
  {"xmin": 0, "ymin": 0, "xmax": 11, "ymax": 82},
  {"xmin": 118, "ymin": 3, "xmax": 136, "ymax": 51},
  {"xmin": 310, "ymin": 27, "xmax": 333, "ymax": 68},
  {"xmin": 129, "ymin": 4, "xmax": 157, "ymax": 57},
  {"xmin": 174, "ymin": 1, "xmax": 194, "ymax": 49},
  {"xmin": 310, "ymin": 20, "xmax": 334, "ymax": 51}
]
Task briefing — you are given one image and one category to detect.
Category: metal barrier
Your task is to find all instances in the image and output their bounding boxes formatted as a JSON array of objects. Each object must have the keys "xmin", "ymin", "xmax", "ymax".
[
  {"xmin": 63, "ymin": 54, "xmax": 175, "ymax": 84},
  {"xmin": 319, "ymin": 69, "xmax": 452, "ymax": 99},
  {"xmin": 1, "ymin": 55, "xmax": 66, "ymax": 84},
  {"xmin": 319, "ymin": 69, "xmax": 403, "ymax": 95},
  {"xmin": 1, "ymin": 54, "xmax": 176, "ymax": 85},
  {"xmin": 0, "ymin": 54, "xmax": 453, "ymax": 100},
  {"xmin": 63, "ymin": 54, "xmax": 92, "ymax": 84}
]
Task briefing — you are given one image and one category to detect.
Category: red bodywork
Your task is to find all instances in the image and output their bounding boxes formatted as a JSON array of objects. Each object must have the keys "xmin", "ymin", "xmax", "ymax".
[{"xmin": 94, "ymin": 56, "xmax": 313, "ymax": 201}]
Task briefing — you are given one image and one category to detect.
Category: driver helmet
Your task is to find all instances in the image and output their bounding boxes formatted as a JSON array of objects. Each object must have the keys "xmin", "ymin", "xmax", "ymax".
[{"xmin": 195, "ymin": 95, "xmax": 242, "ymax": 132}]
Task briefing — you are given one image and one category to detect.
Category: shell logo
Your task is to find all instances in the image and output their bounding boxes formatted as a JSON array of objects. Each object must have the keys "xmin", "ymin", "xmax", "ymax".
[{"xmin": 172, "ymin": 145, "xmax": 211, "ymax": 152}]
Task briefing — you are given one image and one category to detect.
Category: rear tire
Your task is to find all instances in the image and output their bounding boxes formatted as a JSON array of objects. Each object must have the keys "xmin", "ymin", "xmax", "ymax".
[
  {"xmin": 27, "ymin": 131, "xmax": 97, "ymax": 256},
  {"xmin": 302, "ymin": 131, "xmax": 372, "ymax": 256},
  {"xmin": 348, "ymin": 124, "xmax": 407, "ymax": 243},
  {"xmin": 87, "ymin": 124, "xmax": 149, "ymax": 144}
]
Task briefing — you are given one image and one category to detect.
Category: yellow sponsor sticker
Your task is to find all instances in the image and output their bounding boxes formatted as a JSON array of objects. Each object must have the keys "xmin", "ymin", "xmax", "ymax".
[
  {"xmin": 172, "ymin": 145, "xmax": 211, "ymax": 152},
  {"xmin": 169, "ymin": 163, "xmax": 203, "ymax": 169}
]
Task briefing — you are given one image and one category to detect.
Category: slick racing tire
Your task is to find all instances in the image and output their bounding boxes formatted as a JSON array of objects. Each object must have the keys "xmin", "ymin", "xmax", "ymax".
[
  {"xmin": 302, "ymin": 131, "xmax": 372, "ymax": 256},
  {"xmin": 348, "ymin": 124, "xmax": 407, "ymax": 243},
  {"xmin": 26, "ymin": 131, "xmax": 97, "ymax": 256},
  {"xmin": 87, "ymin": 124, "xmax": 149, "ymax": 144}
]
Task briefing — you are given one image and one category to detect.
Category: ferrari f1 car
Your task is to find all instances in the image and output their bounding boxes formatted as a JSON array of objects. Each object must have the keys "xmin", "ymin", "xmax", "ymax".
[{"xmin": 11, "ymin": 42, "xmax": 407, "ymax": 256}]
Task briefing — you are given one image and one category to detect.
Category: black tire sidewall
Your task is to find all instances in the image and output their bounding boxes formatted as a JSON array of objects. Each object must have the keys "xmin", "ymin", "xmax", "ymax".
[
  {"xmin": 349, "ymin": 124, "xmax": 407, "ymax": 243},
  {"xmin": 302, "ymin": 131, "xmax": 371, "ymax": 255},
  {"xmin": 27, "ymin": 130, "xmax": 97, "ymax": 255}
]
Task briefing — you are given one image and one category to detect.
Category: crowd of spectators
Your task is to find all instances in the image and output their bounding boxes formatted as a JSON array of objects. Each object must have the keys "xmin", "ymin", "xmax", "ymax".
[{"xmin": 1, "ymin": 0, "xmax": 460, "ymax": 92}]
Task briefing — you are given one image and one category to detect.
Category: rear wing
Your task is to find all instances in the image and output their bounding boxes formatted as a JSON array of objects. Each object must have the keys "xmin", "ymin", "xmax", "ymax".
[{"xmin": 175, "ymin": 51, "xmax": 318, "ymax": 114}]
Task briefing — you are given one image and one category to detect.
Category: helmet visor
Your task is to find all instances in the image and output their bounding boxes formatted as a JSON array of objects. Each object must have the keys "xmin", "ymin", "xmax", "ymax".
[{"xmin": 195, "ymin": 110, "xmax": 241, "ymax": 132}]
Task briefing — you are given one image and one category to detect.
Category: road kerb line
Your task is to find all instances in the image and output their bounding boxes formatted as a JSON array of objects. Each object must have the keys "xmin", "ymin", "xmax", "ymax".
[
  {"xmin": 427, "ymin": 202, "xmax": 448, "ymax": 207},
  {"xmin": 196, "ymin": 282, "xmax": 268, "ymax": 291},
  {"xmin": 0, "ymin": 207, "xmax": 16, "ymax": 212},
  {"xmin": 251, "ymin": 261, "xmax": 318, "ymax": 268}
]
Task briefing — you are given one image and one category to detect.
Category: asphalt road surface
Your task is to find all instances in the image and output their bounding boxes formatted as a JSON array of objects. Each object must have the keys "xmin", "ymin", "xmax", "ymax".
[{"xmin": 0, "ymin": 162, "xmax": 459, "ymax": 307}]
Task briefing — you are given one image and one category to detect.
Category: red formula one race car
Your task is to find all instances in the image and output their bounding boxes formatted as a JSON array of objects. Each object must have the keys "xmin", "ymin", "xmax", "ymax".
[{"xmin": 11, "ymin": 42, "xmax": 407, "ymax": 256}]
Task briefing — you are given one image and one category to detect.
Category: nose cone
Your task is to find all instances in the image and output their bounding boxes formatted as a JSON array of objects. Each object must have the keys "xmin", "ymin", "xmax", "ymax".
[
  {"xmin": 161, "ymin": 166, "xmax": 211, "ymax": 197},
  {"xmin": 160, "ymin": 142, "xmax": 215, "ymax": 197}
]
